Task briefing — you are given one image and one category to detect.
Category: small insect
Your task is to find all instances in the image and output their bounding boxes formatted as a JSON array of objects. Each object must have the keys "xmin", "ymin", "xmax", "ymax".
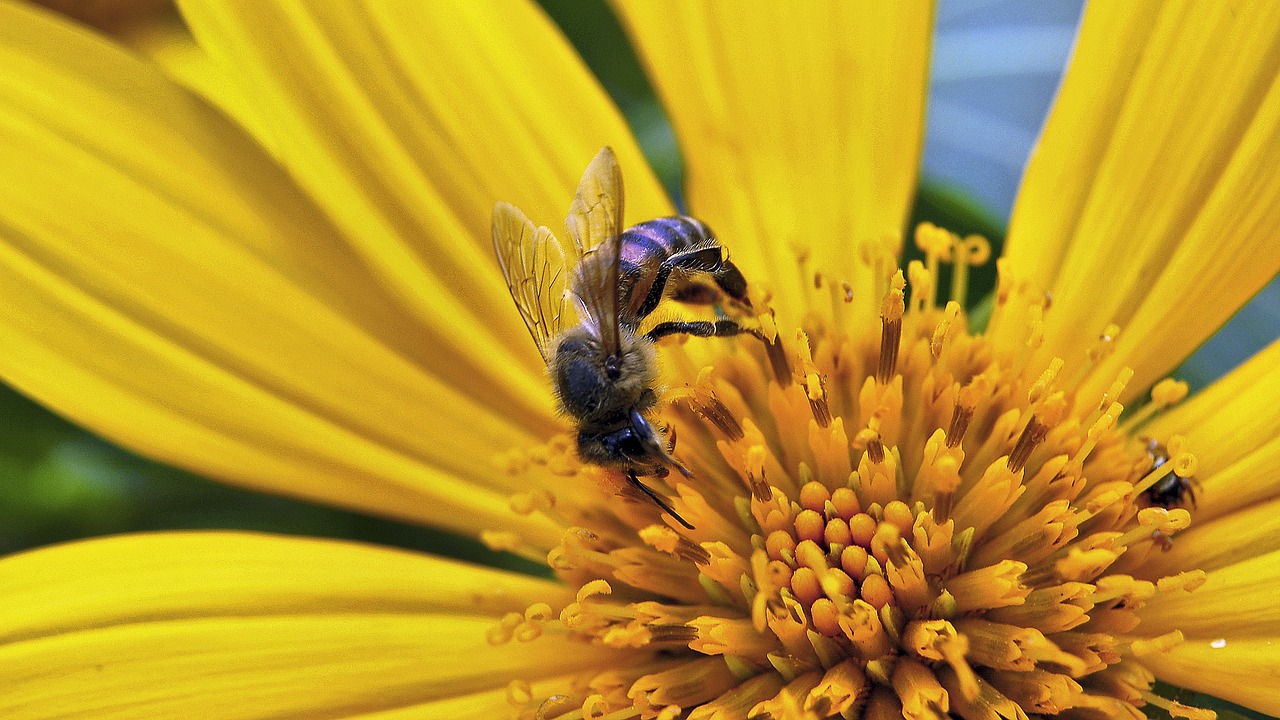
[
  {"xmin": 492, "ymin": 147, "xmax": 756, "ymax": 529},
  {"xmin": 1141, "ymin": 438, "xmax": 1197, "ymax": 509}
]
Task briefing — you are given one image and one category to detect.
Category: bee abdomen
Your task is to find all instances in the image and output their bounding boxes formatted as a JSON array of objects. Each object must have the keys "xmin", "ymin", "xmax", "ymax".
[{"xmin": 618, "ymin": 216, "xmax": 713, "ymax": 270}]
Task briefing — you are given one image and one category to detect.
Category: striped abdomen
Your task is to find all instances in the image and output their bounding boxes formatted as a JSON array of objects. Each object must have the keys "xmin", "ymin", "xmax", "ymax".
[{"xmin": 617, "ymin": 216, "xmax": 716, "ymax": 321}]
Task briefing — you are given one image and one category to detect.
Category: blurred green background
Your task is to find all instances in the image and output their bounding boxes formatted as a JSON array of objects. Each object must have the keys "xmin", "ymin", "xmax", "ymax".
[{"xmin": 3, "ymin": 2, "xmax": 1275, "ymax": 717}]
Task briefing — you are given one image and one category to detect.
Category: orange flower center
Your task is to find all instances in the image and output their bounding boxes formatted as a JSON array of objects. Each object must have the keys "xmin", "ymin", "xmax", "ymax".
[{"xmin": 488, "ymin": 225, "xmax": 1215, "ymax": 720}]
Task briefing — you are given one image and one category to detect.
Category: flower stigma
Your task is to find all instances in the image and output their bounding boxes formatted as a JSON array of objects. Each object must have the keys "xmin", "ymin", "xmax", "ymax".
[{"xmin": 487, "ymin": 200, "xmax": 1216, "ymax": 719}]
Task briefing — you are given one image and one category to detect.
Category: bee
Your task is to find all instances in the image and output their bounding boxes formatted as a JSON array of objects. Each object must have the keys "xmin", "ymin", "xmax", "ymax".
[
  {"xmin": 492, "ymin": 147, "xmax": 756, "ymax": 529},
  {"xmin": 1141, "ymin": 439, "xmax": 1197, "ymax": 509}
]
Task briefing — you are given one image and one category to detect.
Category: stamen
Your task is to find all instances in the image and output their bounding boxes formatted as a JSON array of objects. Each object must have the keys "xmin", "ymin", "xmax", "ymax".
[
  {"xmin": 930, "ymin": 301, "xmax": 960, "ymax": 361},
  {"xmin": 914, "ymin": 222, "xmax": 950, "ymax": 312},
  {"xmin": 1069, "ymin": 323, "xmax": 1121, "ymax": 389},
  {"xmin": 946, "ymin": 385, "xmax": 979, "ymax": 449},
  {"xmin": 877, "ymin": 271, "xmax": 906, "ymax": 384},
  {"xmin": 891, "ymin": 658, "xmax": 950, "ymax": 719},
  {"xmin": 759, "ymin": 311, "xmax": 793, "ymax": 386},
  {"xmin": 1008, "ymin": 417, "xmax": 1049, "ymax": 474},
  {"xmin": 797, "ymin": 332, "xmax": 832, "ymax": 428},
  {"xmin": 680, "ymin": 376, "xmax": 745, "ymax": 441},
  {"xmin": 946, "ymin": 561, "xmax": 1030, "ymax": 612},
  {"xmin": 1089, "ymin": 368, "xmax": 1134, "ymax": 427},
  {"xmin": 640, "ymin": 524, "xmax": 711, "ymax": 565},
  {"xmin": 745, "ymin": 444, "xmax": 773, "ymax": 502},
  {"xmin": 903, "ymin": 620, "xmax": 979, "ymax": 701},
  {"xmin": 1119, "ymin": 378, "xmax": 1191, "ymax": 435},
  {"xmin": 949, "ymin": 234, "xmax": 991, "ymax": 309},
  {"xmin": 907, "ymin": 260, "xmax": 933, "ymax": 315},
  {"xmin": 807, "ymin": 659, "xmax": 868, "ymax": 716}
]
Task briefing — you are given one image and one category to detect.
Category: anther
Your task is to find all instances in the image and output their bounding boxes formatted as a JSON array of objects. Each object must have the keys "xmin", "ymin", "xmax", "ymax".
[
  {"xmin": 915, "ymin": 222, "xmax": 950, "ymax": 311},
  {"xmin": 1119, "ymin": 378, "xmax": 1191, "ymax": 434},
  {"xmin": 797, "ymin": 332, "xmax": 832, "ymax": 428},
  {"xmin": 877, "ymin": 271, "xmax": 906, "ymax": 384},
  {"xmin": 640, "ymin": 525, "xmax": 711, "ymax": 565},
  {"xmin": 930, "ymin": 301, "xmax": 960, "ymax": 360},
  {"xmin": 1070, "ymin": 323, "xmax": 1122, "ymax": 389},
  {"xmin": 907, "ymin": 259, "xmax": 933, "ymax": 315},
  {"xmin": 1008, "ymin": 417, "xmax": 1049, "ymax": 473},
  {"xmin": 683, "ymin": 390, "xmax": 744, "ymax": 441},
  {"xmin": 949, "ymin": 234, "xmax": 991, "ymax": 309},
  {"xmin": 759, "ymin": 311, "xmax": 793, "ymax": 387},
  {"xmin": 745, "ymin": 444, "xmax": 773, "ymax": 502}
]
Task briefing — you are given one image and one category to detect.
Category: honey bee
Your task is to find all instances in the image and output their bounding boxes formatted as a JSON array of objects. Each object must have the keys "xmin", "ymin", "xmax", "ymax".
[{"xmin": 492, "ymin": 147, "xmax": 755, "ymax": 529}]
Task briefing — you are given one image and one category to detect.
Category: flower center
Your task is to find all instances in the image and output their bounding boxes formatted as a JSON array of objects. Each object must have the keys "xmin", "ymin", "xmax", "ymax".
[{"xmin": 488, "ymin": 225, "xmax": 1215, "ymax": 720}]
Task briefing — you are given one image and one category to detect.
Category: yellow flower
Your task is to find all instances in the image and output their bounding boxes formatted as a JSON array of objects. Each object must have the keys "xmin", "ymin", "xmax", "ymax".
[{"xmin": 1, "ymin": 1, "xmax": 1279, "ymax": 718}]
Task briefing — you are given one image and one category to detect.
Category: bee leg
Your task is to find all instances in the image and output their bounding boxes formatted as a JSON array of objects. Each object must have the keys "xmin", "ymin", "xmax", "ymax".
[
  {"xmin": 636, "ymin": 247, "xmax": 726, "ymax": 318},
  {"xmin": 646, "ymin": 319, "xmax": 767, "ymax": 344},
  {"xmin": 711, "ymin": 258, "xmax": 750, "ymax": 307},
  {"xmin": 626, "ymin": 469, "xmax": 695, "ymax": 530}
]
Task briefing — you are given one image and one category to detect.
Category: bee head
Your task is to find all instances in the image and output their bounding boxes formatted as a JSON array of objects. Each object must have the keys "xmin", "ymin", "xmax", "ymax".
[{"xmin": 551, "ymin": 327, "xmax": 656, "ymax": 423}]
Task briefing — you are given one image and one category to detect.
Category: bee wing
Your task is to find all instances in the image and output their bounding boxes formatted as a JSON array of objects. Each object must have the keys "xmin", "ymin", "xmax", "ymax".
[
  {"xmin": 492, "ymin": 201, "xmax": 572, "ymax": 363},
  {"xmin": 566, "ymin": 147, "xmax": 625, "ymax": 358}
]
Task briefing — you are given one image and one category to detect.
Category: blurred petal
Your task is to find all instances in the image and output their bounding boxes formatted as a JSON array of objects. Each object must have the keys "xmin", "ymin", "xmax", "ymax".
[
  {"xmin": 1145, "ymin": 338, "xmax": 1280, "ymax": 522},
  {"xmin": 0, "ymin": 2, "xmax": 560, "ymax": 542},
  {"xmin": 1006, "ymin": 1, "xmax": 1280, "ymax": 401},
  {"xmin": 614, "ymin": 1, "xmax": 934, "ymax": 319},
  {"xmin": 0, "ymin": 533, "xmax": 590, "ymax": 720},
  {"xmin": 179, "ymin": 0, "xmax": 671, "ymax": 369}
]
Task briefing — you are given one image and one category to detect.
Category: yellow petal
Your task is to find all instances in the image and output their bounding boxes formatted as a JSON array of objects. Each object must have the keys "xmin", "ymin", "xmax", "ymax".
[
  {"xmin": 126, "ymin": 17, "xmax": 277, "ymax": 156},
  {"xmin": 178, "ymin": 0, "xmax": 671, "ymax": 349},
  {"xmin": 613, "ymin": 1, "xmax": 934, "ymax": 320},
  {"xmin": 1142, "ymin": 638, "xmax": 1280, "ymax": 717},
  {"xmin": 0, "ymin": 532, "xmax": 593, "ymax": 720},
  {"xmin": 0, "ymin": 2, "xmax": 560, "ymax": 542},
  {"xmin": 1006, "ymin": 2, "xmax": 1280, "ymax": 403},
  {"xmin": 0, "ymin": 532, "xmax": 568, "ymax": 635},
  {"xmin": 1145, "ymin": 338, "xmax": 1280, "ymax": 523},
  {"xmin": 1138, "ymin": 548, "xmax": 1280, "ymax": 641}
]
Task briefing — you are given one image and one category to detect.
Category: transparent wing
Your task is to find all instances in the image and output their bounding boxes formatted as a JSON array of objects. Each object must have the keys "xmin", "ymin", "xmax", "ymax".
[
  {"xmin": 566, "ymin": 147, "xmax": 625, "ymax": 357},
  {"xmin": 492, "ymin": 201, "xmax": 571, "ymax": 363}
]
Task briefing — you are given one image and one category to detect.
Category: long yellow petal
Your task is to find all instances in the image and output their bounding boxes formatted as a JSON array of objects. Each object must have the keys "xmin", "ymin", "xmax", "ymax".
[
  {"xmin": 0, "ymin": 533, "xmax": 589, "ymax": 720},
  {"xmin": 1145, "ymin": 338, "xmax": 1280, "ymax": 523},
  {"xmin": 1006, "ymin": 1, "xmax": 1280, "ymax": 402},
  {"xmin": 1142, "ymin": 638, "xmax": 1280, "ymax": 717},
  {"xmin": 178, "ymin": 0, "xmax": 671, "ymax": 353},
  {"xmin": 1134, "ymin": 549, "xmax": 1280, "ymax": 714},
  {"xmin": 0, "ymin": 2, "xmax": 561, "ymax": 542},
  {"xmin": 2, "ymin": 616, "xmax": 613, "ymax": 720},
  {"xmin": 1138, "ymin": 548, "xmax": 1280, "ymax": 640},
  {"xmin": 0, "ymin": 532, "xmax": 569, "ymax": 636},
  {"xmin": 613, "ymin": 1, "xmax": 934, "ymax": 320}
]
